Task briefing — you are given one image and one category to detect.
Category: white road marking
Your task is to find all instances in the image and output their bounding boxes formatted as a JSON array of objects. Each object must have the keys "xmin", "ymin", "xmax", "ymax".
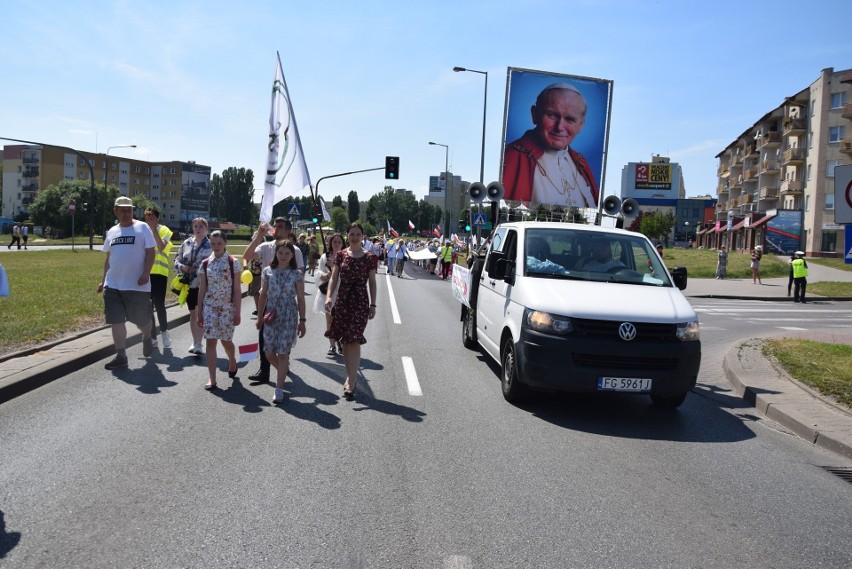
[
  {"xmin": 777, "ymin": 326, "xmax": 810, "ymax": 331},
  {"xmin": 401, "ymin": 356, "xmax": 422, "ymax": 396},
  {"xmin": 385, "ymin": 273, "xmax": 402, "ymax": 324},
  {"xmin": 443, "ymin": 556, "xmax": 474, "ymax": 569}
]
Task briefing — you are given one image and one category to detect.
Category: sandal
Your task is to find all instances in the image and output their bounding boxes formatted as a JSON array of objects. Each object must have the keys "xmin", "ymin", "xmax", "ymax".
[{"xmin": 204, "ymin": 382, "xmax": 217, "ymax": 391}]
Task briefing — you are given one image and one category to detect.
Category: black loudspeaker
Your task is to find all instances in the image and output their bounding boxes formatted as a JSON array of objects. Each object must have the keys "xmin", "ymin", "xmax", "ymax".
[
  {"xmin": 468, "ymin": 182, "xmax": 486, "ymax": 203},
  {"xmin": 486, "ymin": 181, "xmax": 504, "ymax": 202},
  {"xmin": 621, "ymin": 198, "xmax": 638, "ymax": 217},
  {"xmin": 602, "ymin": 195, "xmax": 622, "ymax": 216}
]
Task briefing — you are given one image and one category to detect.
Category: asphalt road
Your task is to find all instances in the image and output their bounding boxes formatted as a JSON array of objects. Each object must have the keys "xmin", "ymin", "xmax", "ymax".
[{"xmin": 1, "ymin": 265, "xmax": 851, "ymax": 568}]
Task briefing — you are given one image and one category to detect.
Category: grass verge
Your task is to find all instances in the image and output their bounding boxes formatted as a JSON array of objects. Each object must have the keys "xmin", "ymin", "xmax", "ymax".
[{"xmin": 762, "ymin": 338, "xmax": 852, "ymax": 408}]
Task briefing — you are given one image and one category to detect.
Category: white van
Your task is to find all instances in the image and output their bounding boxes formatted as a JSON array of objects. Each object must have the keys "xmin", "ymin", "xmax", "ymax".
[{"xmin": 459, "ymin": 222, "xmax": 701, "ymax": 408}]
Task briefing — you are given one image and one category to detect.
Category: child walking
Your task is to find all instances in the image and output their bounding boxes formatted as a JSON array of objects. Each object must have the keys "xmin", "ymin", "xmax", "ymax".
[
  {"xmin": 197, "ymin": 231, "xmax": 242, "ymax": 391},
  {"xmin": 256, "ymin": 240, "xmax": 306, "ymax": 404}
]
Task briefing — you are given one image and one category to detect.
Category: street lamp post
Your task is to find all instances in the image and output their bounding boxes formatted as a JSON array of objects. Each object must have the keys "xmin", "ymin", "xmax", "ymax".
[
  {"xmin": 428, "ymin": 141, "xmax": 449, "ymax": 238},
  {"xmin": 453, "ymin": 66, "xmax": 488, "ymax": 238},
  {"xmin": 1, "ymin": 136, "xmax": 96, "ymax": 250},
  {"xmin": 104, "ymin": 145, "xmax": 137, "ymax": 232}
]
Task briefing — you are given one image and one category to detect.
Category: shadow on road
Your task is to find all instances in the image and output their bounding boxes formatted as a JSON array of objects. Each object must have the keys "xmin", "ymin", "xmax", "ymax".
[
  {"xmin": 0, "ymin": 510, "xmax": 21, "ymax": 559},
  {"xmin": 477, "ymin": 354, "xmax": 757, "ymax": 444},
  {"xmin": 111, "ymin": 358, "xmax": 178, "ymax": 394}
]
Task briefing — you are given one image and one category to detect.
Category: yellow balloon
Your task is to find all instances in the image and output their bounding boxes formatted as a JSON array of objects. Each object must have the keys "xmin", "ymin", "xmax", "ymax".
[{"xmin": 240, "ymin": 269, "xmax": 253, "ymax": 285}]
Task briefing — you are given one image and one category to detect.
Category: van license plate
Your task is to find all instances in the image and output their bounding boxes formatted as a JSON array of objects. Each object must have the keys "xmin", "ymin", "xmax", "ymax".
[{"xmin": 598, "ymin": 377, "xmax": 652, "ymax": 392}]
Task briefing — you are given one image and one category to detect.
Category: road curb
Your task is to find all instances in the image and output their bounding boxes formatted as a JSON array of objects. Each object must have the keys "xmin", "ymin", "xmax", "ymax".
[{"xmin": 723, "ymin": 341, "xmax": 852, "ymax": 460}]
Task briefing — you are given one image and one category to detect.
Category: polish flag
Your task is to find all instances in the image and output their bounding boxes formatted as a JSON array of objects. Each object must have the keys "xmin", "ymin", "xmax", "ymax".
[
  {"xmin": 239, "ymin": 343, "xmax": 259, "ymax": 362},
  {"xmin": 432, "ymin": 226, "xmax": 441, "ymax": 238},
  {"xmin": 408, "ymin": 220, "xmax": 415, "ymax": 230},
  {"xmin": 387, "ymin": 220, "xmax": 399, "ymax": 238}
]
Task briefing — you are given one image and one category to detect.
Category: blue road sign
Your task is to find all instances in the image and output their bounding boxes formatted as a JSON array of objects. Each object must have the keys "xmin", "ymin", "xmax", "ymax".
[
  {"xmin": 472, "ymin": 213, "xmax": 487, "ymax": 226},
  {"xmin": 287, "ymin": 204, "xmax": 301, "ymax": 216}
]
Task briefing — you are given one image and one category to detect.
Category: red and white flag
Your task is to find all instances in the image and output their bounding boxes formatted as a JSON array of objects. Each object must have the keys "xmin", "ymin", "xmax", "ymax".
[
  {"xmin": 432, "ymin": 225, "xmax": 442, "ymax": 238},
  {"xmin": 260, "ymin": 53, "xmax": 312, "ymax": 223},
  {"xmin": 408, "ymin": 220, "xmax": 415, "ymax": 230},
  {"xmin": 239, "ymin": 343, "xmax": 259, "ymax": 362},
  {"xmin": 387, "ymin": 220, "xmax": 399, "ymax": 238}
]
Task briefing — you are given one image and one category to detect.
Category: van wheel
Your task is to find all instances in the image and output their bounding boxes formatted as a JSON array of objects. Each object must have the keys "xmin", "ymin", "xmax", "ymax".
[
  {"xmin": 650, "ymin": 392, "xmax": 688, "ymax": 409},
  {"xmin": 462, "ymin": 309, "xmax": 477, "ymax": 349},
  {"xmin": 501, "ymin": 338, "xmax": 526, "ymax": 402}
]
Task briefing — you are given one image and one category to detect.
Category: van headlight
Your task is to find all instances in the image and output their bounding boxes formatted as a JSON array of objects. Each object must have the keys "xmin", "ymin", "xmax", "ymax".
[
  {"xmin": 676, "ymin": 320, "xmax": 700, "ymax": 341},
  {"xmin": 525, "ymin": 309, "xmax": 573, "ymax": 335}
]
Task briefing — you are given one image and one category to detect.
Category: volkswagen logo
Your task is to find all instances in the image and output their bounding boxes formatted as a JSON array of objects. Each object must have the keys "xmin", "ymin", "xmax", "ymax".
[{"xmin": 618, "ymin": 322, "xmax": 637, "ymax": 341}]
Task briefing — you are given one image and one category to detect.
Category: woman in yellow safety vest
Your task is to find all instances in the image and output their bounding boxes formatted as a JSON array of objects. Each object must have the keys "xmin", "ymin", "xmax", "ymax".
[
  {"xmin": 146, "ymin": 207, "xmax": 174, "ymax": 349},
  {"xmin": 439, "ymin": 240, "xmax": 453, "ymax": 280},
  {"xmin": 791, "ymin": 251, "xmax": 808, "ymax": 303}
]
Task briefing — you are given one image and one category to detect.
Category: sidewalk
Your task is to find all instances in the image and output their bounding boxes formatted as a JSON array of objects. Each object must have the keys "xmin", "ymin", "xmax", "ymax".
[{"xmin": 1, "ymin": 265, "xmax": 851, "ymax": 459}]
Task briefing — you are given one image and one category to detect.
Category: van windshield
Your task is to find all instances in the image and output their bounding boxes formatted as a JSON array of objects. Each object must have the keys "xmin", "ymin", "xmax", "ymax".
[{"xmin": 524, "ymin": 228, "xmax": 672, "ymax": 287}]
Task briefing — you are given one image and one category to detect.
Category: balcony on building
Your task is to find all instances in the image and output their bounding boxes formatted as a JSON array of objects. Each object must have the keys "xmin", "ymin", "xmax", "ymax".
[
  {"xmin": 841, "ymin": 137, "xmax": 852, "ymax": 154},
  {"xmin": 843, "ymin": 102, "xmax": 852, "ymax": 119},
  {"xmin": 782, "ymin": 118, "xmax": 807, "ymax": 136},
  {"xmin": 781, "ymin": 147, "xmax": 805, "ymax": 165},
  {"xmin": 759, "ymin": 185, "xmax": 779, "ymax": 199},
  {"xmin": 22, "ymin": 156, "xmax": 39, "ymax": 164},
  {"xmin": 780, "ymin": 179, "xmax": 803, "ymax": 195},
  {"xmin": 760, "ymin": 159, "xmax": 779, "ymax": 174},
  {"xmin": 22, "ymin": 183, "xmax": 38, "ymax": 193},
  {"xmin": 757, "ymin": 131, "xmax": 782, "ymax": 149},
  {"xmin": 732, "ymin": 149, "xmax": 743, "ymax": 165},
  {"xmin": 730, "ymin": 175, "xmax": 743, "ymax": 190},
  {"xmin": 744, "ymin": 144, "xmax": 756, "ymax": 157},
  {"xmin": 22, "ymin": 168, "xmax": 39, "ymax": 178}
]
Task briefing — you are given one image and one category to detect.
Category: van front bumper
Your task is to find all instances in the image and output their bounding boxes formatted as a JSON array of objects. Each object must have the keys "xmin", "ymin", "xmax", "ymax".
[{"xmin": 515, "ymin": 327, "xmax": 701, "ymax": 396}]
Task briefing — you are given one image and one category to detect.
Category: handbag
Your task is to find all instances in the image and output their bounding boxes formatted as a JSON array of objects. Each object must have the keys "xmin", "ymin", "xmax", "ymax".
[
  {"xmin": 318, "ymin": 279, "xmax": 330, "ymax": 295},
  {"xmin": 263, "ymin": 309, "xmax": 276, "ymax": 324}
]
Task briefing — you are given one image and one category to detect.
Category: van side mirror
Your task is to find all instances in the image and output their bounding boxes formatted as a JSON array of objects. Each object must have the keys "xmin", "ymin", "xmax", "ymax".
[
  {"xmin": 671, "ymin": 266, "xmax": 688, "ymax": 290},
  {"xmin": 494, "ymin": 258, "xmax": 515, "ymax": 286}
]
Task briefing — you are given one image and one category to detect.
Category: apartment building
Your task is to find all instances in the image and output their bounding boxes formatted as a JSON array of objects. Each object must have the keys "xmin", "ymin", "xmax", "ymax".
[
  {"xmin": 706, "ymin": 67, "xmax": 850, "ymax": 256},
  {"xmin": 1, "ymin": 144, "xmax": 210, "ymax": 232}
]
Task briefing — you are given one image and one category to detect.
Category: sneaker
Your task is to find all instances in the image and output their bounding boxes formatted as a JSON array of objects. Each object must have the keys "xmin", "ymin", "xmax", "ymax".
[
  {"xmin": 337, "ymin": 341, "xmax": 344, "ymax": 355},
  {"xmin": 272, "ymin": 388, "xmax": 285, "ymax": 404},
  {"xmin": 188, "ymin": 344, "xmax": 198, "ymax": 354},
  {"xmin": 327, "ymin": 345, "xmax": 336, "ymax": 356},
  {"xmin": 104, "ymin": 355, "xmax": 128, "ymax": 370},
  {"xmin": 161, "ymin": 331, "xmax": 171, "ymax": 348},
  {"xmin": 142, "ymin": 336, "xmax": 153, "ymax": 357},
  {"xmin": 150, "ymin": 336, "xmax": 158, "ymax": 349},
  {"xmin": 193, "ymin": 342, "xmax": 203, "ymax": 355}
]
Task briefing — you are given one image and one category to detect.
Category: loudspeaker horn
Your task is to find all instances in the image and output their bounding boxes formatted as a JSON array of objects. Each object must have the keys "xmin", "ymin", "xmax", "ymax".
[
  {"xmin": 486, "ymin": 181, "xmax": 504, "ymax": 202},
  {"xmin": 621, "ymin": 198, "xmax": 639, "ymax": 217},
  {"xmin": 602, "ymin": 195, "xmax": 622, "ymax": 216},
  {"xmin": 468, "ymin": 182, "xmax": 486, "ymax": 203}
]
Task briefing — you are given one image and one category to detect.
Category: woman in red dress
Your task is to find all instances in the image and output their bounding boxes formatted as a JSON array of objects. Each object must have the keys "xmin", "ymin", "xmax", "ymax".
[{"xmin": 324, "ymin": 223, "xmax": 378, "ymax": 399}]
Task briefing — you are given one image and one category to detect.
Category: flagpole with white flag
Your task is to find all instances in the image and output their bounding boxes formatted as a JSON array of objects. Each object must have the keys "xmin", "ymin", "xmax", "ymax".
[{"xmin": 260, "ymin": 52, "xmax": 312, "ymax": 223}]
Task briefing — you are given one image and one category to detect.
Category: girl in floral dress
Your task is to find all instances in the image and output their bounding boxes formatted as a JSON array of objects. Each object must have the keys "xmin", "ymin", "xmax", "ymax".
[
  {"xmin": 324, "ymin": 223, "xmax": 378, "ymax": 399},
  {"xmin": 197, "ymin": 231, "xmax": 242, "ymax": 391},
  {"xmin": 256, "ymin": 240, "xmax": 306, "ymax": 404}
]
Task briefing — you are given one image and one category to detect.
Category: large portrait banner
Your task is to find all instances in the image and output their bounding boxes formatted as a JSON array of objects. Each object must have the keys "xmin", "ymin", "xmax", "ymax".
[{"xmin": 500, "ymin": 67, "xmax": 613, "ymax": 212}]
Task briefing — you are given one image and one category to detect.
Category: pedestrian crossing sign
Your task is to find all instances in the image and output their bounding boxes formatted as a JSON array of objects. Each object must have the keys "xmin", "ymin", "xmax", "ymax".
[
  {"xmin": 287, "ymin": 204, "xmax": 301, "ymax": 216},
  {"xmin": 472, "ymin": 213, "xmax": 487, "ymax": 227}
]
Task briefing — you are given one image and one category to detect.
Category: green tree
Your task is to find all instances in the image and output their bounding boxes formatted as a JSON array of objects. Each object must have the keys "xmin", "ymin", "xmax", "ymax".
[
  {"xmin": 332, "ymin": 195, "xmax": 344, "ymax": 209},
  {"xmin": 347, "ymin": 190, "xmax": 360, "ymax": 222},
  {"xmin": 330, "ymin": 206, "xmax": 350, "ymax": 233},
  {"xmin": 29, "ymin": 180, "xmax": 97, "ymax": 237},
  {"xmin": 209, "ymin": 167, "xmax": 255, "ymax": 225},
  {"xmin": 638, "ymin": 210, "xmax": 676, "ymax": 245}
]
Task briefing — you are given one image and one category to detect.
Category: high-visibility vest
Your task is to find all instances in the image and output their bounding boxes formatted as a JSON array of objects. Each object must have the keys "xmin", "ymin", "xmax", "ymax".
[
  {"xmin": 440, "ymin": 246, "xmax": 453, "ymax": 262},
  {"xmin": 151, "ymin": 225, "xmax": 174, "ymax": 277},
  {"xmin": 791, "ymin": 258, "xmax": 808, "ymax": 279}
]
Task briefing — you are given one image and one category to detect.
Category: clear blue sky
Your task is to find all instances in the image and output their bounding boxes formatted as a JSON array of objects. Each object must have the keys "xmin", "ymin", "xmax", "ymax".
[{"xmin": 1, "ymin": 0, "xmax": 850, "ymax": 205}]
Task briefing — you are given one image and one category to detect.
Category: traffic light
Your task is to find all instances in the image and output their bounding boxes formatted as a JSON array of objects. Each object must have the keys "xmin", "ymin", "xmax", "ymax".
[{"xmin": 384, "ymin": 156, "xmax": 399, "ymax": 179}]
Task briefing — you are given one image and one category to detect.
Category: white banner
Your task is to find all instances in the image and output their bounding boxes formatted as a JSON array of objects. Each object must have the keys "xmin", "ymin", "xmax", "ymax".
[{"xmin": 260, "ymin": 54, "xmax": 312, "ymax": 223}]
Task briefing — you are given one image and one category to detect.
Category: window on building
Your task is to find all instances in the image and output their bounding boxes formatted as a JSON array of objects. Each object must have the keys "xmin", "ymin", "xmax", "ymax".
[
  {"xmin": 821, "ymin": 230, "xmax": 837, "ymax": 253},
  {"xmin": 112, "ymin": 163, "xmax": 117, "ymax": 170},
  {"xmin": 133, "ymin": 178, "xmax": 139, "ymax": 185},
  {"xmin": 824, "ymin": 194, "xmax": 834, "ymax": 210},
  {"xmin": 170, "ymin": 191, "xmax": 176, "ymax": 197},
  {"xmin": 144, "ymin": 180, "xmax": 149, "ymax": 186},
  {"xmin": 807, "ymin": 164, "xmax": 812, "ymax": 180},
  {"xmin": 170, "ymin": 168, "xmax": 176, "ymax": 174},
  {"xmin": 134, "ymin": 166, "xmax": 140, "ymax": 173},
  {"xmin": 811, "ymin": 100, "xmax": 816, "ymax": 116},
  {"xmin": 831, "ymin": 92, "xmax": 848, "ymax": 109},
  {"xmin": 121, "ymin": 169, "xmax": 128, "ymax": 175},
  {"xmin": 101, "ymin": 161, "xmax": 106, "ymax": 168},
  {"xmin": 805, "ymin": 195, "xmax": 810, "ymax": 211},
  {"xmin": 170, "ymin": 179, "xmax": 176, "ymax": 186},
  {"xmin": 829, "ymin": 126, "xmax": 846, "ymax": 143},
  {"xmin": 827, "ymin": 160, "xmax": 842, "ymax": 177},
  {"xmin": 144, "ymin": 167, "xmax": 150, "ymax": 174}
]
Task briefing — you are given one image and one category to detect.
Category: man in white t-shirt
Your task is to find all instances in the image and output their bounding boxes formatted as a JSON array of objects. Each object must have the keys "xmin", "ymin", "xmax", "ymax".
[
  {"xmin": 243, "ymin": 216, "xmax": 304, "ymax": 382},
  {"xmin": 97, "ymin": 196, "xmax": 157, "ymax": 370}
]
